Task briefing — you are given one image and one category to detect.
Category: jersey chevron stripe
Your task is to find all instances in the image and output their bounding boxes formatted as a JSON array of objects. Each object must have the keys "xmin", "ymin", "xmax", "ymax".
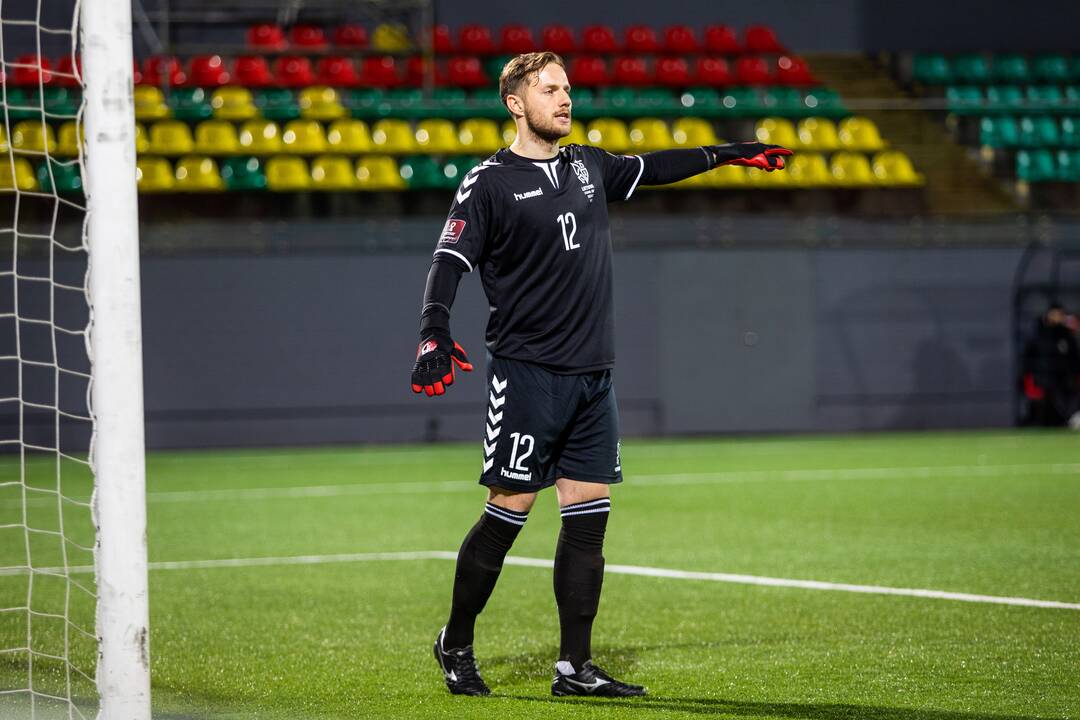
[
  {"xmin": 625, "ymin": 155, "xmax": 645, "ymax": 200},
  {"xmin": 433, "ymin": 247, "xmax": 472, "ymax": 272}
]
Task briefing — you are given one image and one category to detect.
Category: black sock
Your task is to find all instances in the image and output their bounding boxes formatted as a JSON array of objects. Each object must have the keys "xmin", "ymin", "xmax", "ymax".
[
  {"xmin": 443, "ymin": 502, "xmax": 527, "ymax": 649},
  {"xmin": 553, "ymin": 498, "xmax": 610, "ymax": 670}
]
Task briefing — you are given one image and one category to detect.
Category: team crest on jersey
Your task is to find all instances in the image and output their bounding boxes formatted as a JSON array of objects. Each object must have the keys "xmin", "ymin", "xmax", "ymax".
[
  {"xmin": 439, "ymin": 218, "xmax": 466, "ymax": 244},
  {"xmin": 571, "ymin": 159, "xmax": 595, "ymax": 202}
]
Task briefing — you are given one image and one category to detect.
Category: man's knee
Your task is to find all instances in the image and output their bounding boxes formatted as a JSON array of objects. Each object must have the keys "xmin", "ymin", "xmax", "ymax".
[
  {"xmin": 555, "ymin": 477, "xmax": 610, "ymax": 507},
  {"xmin": 487, "ymin": 486, "xmax": 537, "ymax": 513}
]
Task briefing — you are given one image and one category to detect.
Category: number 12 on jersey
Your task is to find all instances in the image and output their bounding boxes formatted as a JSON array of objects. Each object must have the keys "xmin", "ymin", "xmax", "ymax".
[{"xmin": 557, "ymin": 212, "xmax": 579, "ymax": 251}]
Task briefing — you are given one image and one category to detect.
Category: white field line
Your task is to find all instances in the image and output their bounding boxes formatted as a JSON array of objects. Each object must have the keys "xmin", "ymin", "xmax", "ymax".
[{"xmin": 2, "ymin": 550, "xmax": 1078, "ymax": 611}]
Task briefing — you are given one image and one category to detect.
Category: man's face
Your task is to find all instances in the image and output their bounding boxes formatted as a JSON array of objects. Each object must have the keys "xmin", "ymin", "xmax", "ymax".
[
  {"xmin": 1048, "ymin": 308, "xmax": 1065, "ymax": 325},
  {"xmin": 516, "ymin": 63, "xmax": 572, "ymax": 142}
]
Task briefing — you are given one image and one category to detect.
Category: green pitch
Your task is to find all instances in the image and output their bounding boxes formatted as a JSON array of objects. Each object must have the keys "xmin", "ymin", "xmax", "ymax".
[{"xmin": 2, "ymin": 430, "xmax": 1079, "ymax": 719}]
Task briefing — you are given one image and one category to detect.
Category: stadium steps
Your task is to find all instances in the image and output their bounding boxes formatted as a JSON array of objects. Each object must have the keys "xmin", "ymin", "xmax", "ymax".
[{"xmin": 806, "ymin": 53, "xmax": 1019, "ymax": 214}]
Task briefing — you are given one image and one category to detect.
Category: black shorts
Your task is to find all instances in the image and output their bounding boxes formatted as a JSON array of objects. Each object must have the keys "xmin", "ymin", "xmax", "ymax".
[{"xmin": 478, "ymin": 355, "xmax": 623, "ymax": 493}]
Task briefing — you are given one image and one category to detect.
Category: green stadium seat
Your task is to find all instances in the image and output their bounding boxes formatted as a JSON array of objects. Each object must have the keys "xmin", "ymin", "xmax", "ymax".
[
  {"xmin": 636, "ymin": 88, "xmax": 681, "ymax": 115},
  {"xmin": 946, "ymin": 86, "xmax": 984, "ymax": 115},
  {"xmin": 720, "ymin": 87, "xmax": 763, "ymax": 116},
  {"xmin": 913, "ymin": 54, "xmax": 951, "ymax": 85},
  {"xmin": 985, "ymin": 85, "xmax": 1025, "ymax": 113},
  {"xmin": 1056, "ymin": 149, "xmax": 1080, "ymax": 182},
  {"xmin": 265, "ymin": 156, "xmax": 311, "ymax": 191},
  {"xmin": 1033, "ymin": 55, "xmax": 1071, "ymax": 83},
  {"xmin": 384, "ymin": 88, "xmax": 426, "ymax": 119},
  {"xmin": 432, "ymin": 88, "xmax": 469, "ymax": 120},
  {"xmin": 979, "ymin": 116, "xmax": 1020, "ymax": 148},
  {"xmin": 311, "ymin": 155, "xmax": 357, "ymax": 190},
  {"xmin": 399, "ymin": 156, "xmax": 445, "ymax": 189},
  {"xmin": 678, "ymin": 87, "xmax": 721, "ymax": 114},
  {"xmin": 802, "ymin": 87, "xmax": 847, "ymax": 117},
  {"xmin": 1072, "ymin": 57, "xmax": 1080, "ymax": 82},
  {"xmin": 343, "ymin": 88, "xmax": 386, "ymax": 119},
  {"xmin": 467, "ymin": 90, "xmax": 506, "ymax": 119},
  {"xmin": 597, "ymin": 87, "xmax": 637, "ymax": 118},
  {"xmin": 1016, "ymin": 149, "xmax": 1056, "ymax": 182},
  {"xmin": 994, "ymin": 55, "xmax": 1031, "ymax": 84},
  {"xmin": 254, "ymin": 89, "xmax": 300, "ymax": 122},
  {"xmin": 2, "ymin": 88, "xmax": 40, "ymax": 122},
  {"xmin": 953, "ymin": 54, "xmax": 992, "ymax": 83},
  {"xmin": 220, "ymin": 157, "xmax": 267, "ymax": 191},
  {"xmin": 36, "ymin": 159, "xmax": 82, "ymax": 193},
  {"xmin": 175, "ymin": 155, "xmax": 225, "ymax": 192},
  {"xmin": 1018, "ymin": 116, "xmax": 1060, "ymax": 147},
  {"xmin": 136, "ymin": 157, "xmax": 174, "ymax": 192},
  {"xmin": 42, "ymin": 87, "xmax": 80, "ymax": 118},
  {"xmin": 1066, "ymin": 87, "xmax": 1080, "ymax": 112},
  {"xmin": 1062, "ymin": 117, "xmax": 1080, "ymax": 147},
  {"xmin": 485, "ymin": 55, "xmax": 512, "ymax": 85},
  {"xmin": 443, "ymin": 156, "xmax": 482, "ymax": 188},
  {"xmin": 1026, "ymin": 85, "xmax": 1063, "ymax": 113},
  {"xmin": 168, "ymin": 88, "xmax": 213, "ymax": 122},
  {"xmin": 762, "ymin": 86, "xmax": 805, "ymax": 116}
]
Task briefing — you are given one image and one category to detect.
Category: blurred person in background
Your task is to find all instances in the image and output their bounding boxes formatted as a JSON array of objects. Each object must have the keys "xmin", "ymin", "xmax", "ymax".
[{"xmin": 1022, "ymin": 301, "xmax": 1080, "ymax": 428}]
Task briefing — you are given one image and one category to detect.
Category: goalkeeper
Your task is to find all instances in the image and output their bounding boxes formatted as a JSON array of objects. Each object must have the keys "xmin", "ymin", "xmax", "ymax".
[{"xmin": 411, "ymin": 51, "xmax": 790, "ymax": 698}]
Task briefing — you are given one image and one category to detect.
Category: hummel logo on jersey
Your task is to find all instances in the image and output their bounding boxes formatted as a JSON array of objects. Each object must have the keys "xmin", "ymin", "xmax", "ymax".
[
  {"xmin": 439, "ymin": 218, "xmax": 466, "ymax": 244},
  {"xmin": 514, "ymin": 187, "xmax": 544, "ymax": 201},
  {"xmin": 571, "ymin": 160, "xmax": 595, "ymax": 201}
]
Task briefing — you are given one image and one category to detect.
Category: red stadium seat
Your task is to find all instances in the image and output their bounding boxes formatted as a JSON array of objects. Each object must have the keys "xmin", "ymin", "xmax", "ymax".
[
  {"xmin": 247, "ymin": 23, "xmax": 286, "ymax": 51},
  {"xmin": 274, "ymin": 56, "xmax": 315, "ymax": 87},
  {"xmin": 569, "ymin": 56, "xmax": 610, "ymax": 87},
  {"xmin": 663, "ymin": 25, "xmax": 699, "ymax": 53},
  {"xmin": 613, "ymin": 56, "xmax": 649, "ymax": 87},
  {"xmin": 745, "ymin": 24, "xmax": 783, "ymax": 53},
  {"xmin": 695, "ymin": 57, "xmax": 732, "ymax": 86},
  {"xmin": 655, "ymin": 57, "xmax": 691, "ymax": 87},
  {"xmin": 500, "ymin": 24, "xmax": 536, "ymax": 54},
  {"xmin": 541, "ymin": 24, "xmax": 576, "ymax": 54},
  {"xmin": 447, "ymin": 56, "xmax": 488, "ymax": 87},
  {"xmin": 132, "ymin": 58, "xmax": 142, "ymax": 86},
  {"xmin": 405, "ymin": 56, "xmax": 447, "ymax": 86},
  {"xmin": 704, "ymin": 24, "xmax": 740, "ymax": 54},
  {"xmin": 315, "ymin": 56, "xmax": 359, "ymax": 87},
  {"xmin": 582, "ymin": 25, "xmax": 618, "ymax": 53},
  {"xmin": 624, "ymin": 25, "xmax": 660, "ymax": 53},
  {"xmin": 776, "ymin": 55, "xmax": 815, "ymax": 86},
  {"xmin": 54, "ymin": 55, "xmax": 82, "ymax": 87},
  {"xmin": 143, "ymin": 55, "xmax": 186, "ymax": 86},
  {"xmin": 12, "ymin": 54, "xmax": 52, "ymax": 86},
  {"xmin": 736, "ymin": 55, "xmax": 773, "ymax": 85},
  {"xmin": 359, "ymin": 56, "xmax": 401, "ymax": 88},
  {"xmin": 188, "ymin": 55, "xmax": 230, "ymax": 87},
  {"xmin": 432, "ymin": 24, "xmax": 454, "ymax": 53},
  {"xmin": 232, "ymin": 56, "xmax": 273, "ymax": 87},
  {"xmin": 459, "ymin": 24, "xmax": 496, "ymax": 55},
  {"xmin": 290, "ymin": 24, "xmax": 328, "ymax": 50},
  {"xmin": 334, "ymin": 24, "xmax": 368, "ymax": 49}
]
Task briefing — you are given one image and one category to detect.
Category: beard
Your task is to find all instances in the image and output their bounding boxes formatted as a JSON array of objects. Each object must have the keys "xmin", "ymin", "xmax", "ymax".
[{"xmin": 523, "ymin": 103, "xmax": 570, "ymax": 143}]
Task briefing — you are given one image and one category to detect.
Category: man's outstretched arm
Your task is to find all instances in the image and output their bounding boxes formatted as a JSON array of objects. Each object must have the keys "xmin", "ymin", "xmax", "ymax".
[
  {"xmin": 638, "ymin": 142, "xmax": 792, "ymax": 186},
  {"xmin": 411, "ymin": 256, "xmax": 473, "ymax": 397}
]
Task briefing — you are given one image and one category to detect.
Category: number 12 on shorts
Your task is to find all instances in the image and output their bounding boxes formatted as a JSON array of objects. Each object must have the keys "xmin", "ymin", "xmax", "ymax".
[{"xmin": 508, "ymin": 432, "xmax": 534, "ymax": 471}]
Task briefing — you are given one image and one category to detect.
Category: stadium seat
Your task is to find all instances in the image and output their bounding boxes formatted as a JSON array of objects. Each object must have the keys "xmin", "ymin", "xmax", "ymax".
[
  {"xmin": 586, "ymin": 119, "xmax": 630, "ymax": 153},
  {"xmin": 796, "ymin": 117, "xmax": 840, "ymax": 151},
  {"xmin": 762, "ymin": 87, "xmax": 804, "ymax": 115},
  {"xmin": 0, "ymin": 126, "xmax": 7, "ymax": 153},
  {"xmin": 372, "ymin": 23, "xmax": 412, "ymax": 53},
  {"xmin": 1, "ymin": 88, "xmax": 37, "ymax": 123},
  {"xmin": 174, "ymin": 156, "xmax": 225, "ymax": 192},
  {"xmin": 994, "ymin": 55, "xmax": 1031, "ymax": 84},
  {"xmin": 315, "ymin": 57, "xmax": 360, "ymax": 87},
  {"xmin": 747, "ymin": 164, "xmax": 792, "ymax": 187},
  {"xmin": 871, "ymin": 150, "xmax": 924, "ymax": 186},
  {"xmin": 326, "ymin": 119, "xmax": 372, "ymax": 153},
  {"xmin": 671, "ymin": 117, "xmax": 718, "ymax": 147},
  {"xmin": 707, "ymin": 164, "xmax": 747, "ymax": 187},
  {"xmin": 614, "ymin": 57, "xmax": 650, "ymax": 87},
  {"xmin": 143, "ymin": 55, "xmax": 185, "ymax": 86},
  {"xmin": 0, "ymin": 158, "xmax": 38, "ymax": 191},
  {"xmin": 37, "ymin": 159, "xmax": 82, "ymax": 193},
  {"xmin": 838, "ymin": 116, "xmax": 885, "ymax": 151},
  {"xmin": 1032, "ymin": 54, "xmax": 1070, "ymax": 83},
  {"xmin": 945, "ymin": 85, "xmax": 985, "ymax": 114},
  {"xmin": 432, "ymin": 24, "xmax": 454, "ymax": 54},
  {"xmin": 984, "ymin": 85, "xmax": 1024, "ymax": 113},
  {"xmin": 777, "ymin": 56, "xmax": 815, "ymax": 86},
  {"xmin": 1016, "ymin": 149, "xmax": 1056, "ymax": 182},
  {"xmin": 310, "ymin": 155, "xmax": 356, "ymax": 190},
  {"xmin": 755, "ymin": 117, "xmax": 799, "ymax": 148},
  {"xmin": 10, "ymin": 121, "xmax": 55, "ymax": 154},
  {"xmin": 443, "ymin": 156, "xmax": 483, "ymax": 186},
  {"xmin": 624, "ymin": 25, "xmax": 660, "ymax": 53},
  {"xmin": 500, "ymin": 24, "xmax": 536, "ymax": 54},
  {"xmin": 655, "ymin": 57, "xmax": 692, "ymax": 87},
  {"xmin": 786, "ymin": 152, "xmax": 832, "ymax": 187},
  {"xmin": 627, "ymin": 117, "xmax": 669, "ymax": 153},
  {"xmin": 1019, "ymin": 116, "xmax": 1060, "ymax": 147},
  {"xmin": 564, "ymin": 120, "xmax": 588, "ymax": 146},
  {"xmin": 541, "ymin": 24, "xmax": 576, "ymax": 54},
  {"xmin": 232, "ymin": 56, "xmax": 274, "ymax": 88},
  {"xmin": 695, "ymin": 57, "xmax": 732, "ymax": 86},
  {"xmin": 404, "ymin": 56, "xmax": 448, "ymax": 89},
  {"xmin": 281, "ymin": 120, "xmax": 328, "ymax": 154},
  {"xmin": 736, "ymin": 56, "xmax": 773, "ymax": 85},
  {"xmin": 458, "ymin": 118, "xmax": 501, "ymax": 154},
  {"xmin": 399, "ymin": 155, "xmax": 445, "ymax": 189},
  {"xmin": 744, "ymin": 25, "xmax": 783, "ymax": 53},
  {"xmin": 830, "ymin": 152, "xmax": 875, "ymax": 186},
  {"xmin": 664, "ymin": 25, "xmax": 699, "ymax": 54},
  {"xmin": 569, "ymin": 57, "xmax": 610, "ymax": 87},
  {"xmin": 447, "ymin": 57, "xmax": 488, "ymax": 88},
  {"xmin": 358, "ymin": 56, "xmax": 401, "ymax": 88},
  {"xmin": 334, "ymin": 24, "xmax": 368, "ymax": 49},
  {"xmin": 1027, "ymin": 85, "xmax": 1064, "ymax": 112},
  {"xmin": 953, "ymin": 54, "xmax": 992, "ymax": 83},
  {"xmin": 134, "ymin": 123, "xmax": 149, "ymax": 153},
  {"xmin": 598, "ymin": 86, "xmax": 638, "ymax": 117},
  {"xmin": 187, "ymin": 55, "xmax": 230, "ymax": 86},
  {"xmin": 298, "ymin": 86, "xmax": 346, "ymax": 121},
  {"xmin": 135, "ymin": 157, "xmax": 174, "ymax": 192},
  {"xmin": 220, "ymin": 156, "xmax": 267, "ymax": 191},
  {"xmin": 415, "ymin": 119, "xmax": 460, "ymax": 154},
  {"xmin": 1056, "ymin": 149, "xmax": 1080, "ymax": 181},
  {"xmin": 168, "ymin": 88, "xmax": 213, "ymax": 122},
  {"xmin": 238, "ymin": 120, "xmax": 282, "ymax": 154},
  {"xmin": 211, "ymin": 87, "xmax": 257, "ymax": 121},
  {"xmin": 56, "ymin": 121, "xmax": 82, "ymax": 156},
  {"xmin": 703, "ymin": 25, "xmax": 740, "ymax": 54},
  {"xmin": 459, "ymin": 24, "xmax": 496, "ymax": 55},
  {"xmin": 247, "ymin": 23, "xmax": 286, "ymax": 50},
  {"xmin": 265, "ymin": 156, "xmax": 311, "ymax": 191},
  {"xmin": 275, "ymin": 57, "xmax": 315, "ymax": 88},
  {"xmin": 721, "ymin": 87, "xmax": 763, "ymax": 116},
  {"xmin": 913, "ymin": 54, "xmax": 952, "ymax": 85},
  {"xmin": 148, "ymin": 120, "xmax": 194, "ymax": 155},
  {"xmin": 291, "ymin": 24, "xmax": 328, "ymax": 50},
  {"xmin": 979, "ymin": 115, "xmax": 1020, "ymax": 148},
  {"xmin": 381, "ymin": 88, "xmax": 425, "ymax": 119},
  {"xmin": 53, "ymin": 55, "xmax": 81, "ymax": 87},
  {"xmin": 1062, "ymin": 117, "xmax": 1080, "ymax": 147},
  {"xmin": 11, "ymin": 54, "xmax": 52, "ymax": 86},
  {"xmin": 803, "ymin": 87, "xmax": 847, "ymax": 116},
  {"xmin": 582, "ymin": 25, "xmax": 618, "ymax": 53},
  {"xmin": 194, "ymin": 120, "xmax": 240, "ymax": 155},
  {"xmin": 355, "ymin": 155, "xmax": 405, "ymax": 190},
  {"xmin": 253, "ymin": 89, "xmax": 300, "ymax": 122},
  {"xmin": 42, "ymin": 87, "xmax": 79, "ymax": 117},
  {"xmin": 371, "ymin": 119, "xmax": 416, "ymax": 153},
  {"xmin": 134, "ymin": 85, "xmax": 170, "ymax": 121},
  {"xmin": 1067, "ymin": 86, "xmax": 1080, "ymax": 112}
]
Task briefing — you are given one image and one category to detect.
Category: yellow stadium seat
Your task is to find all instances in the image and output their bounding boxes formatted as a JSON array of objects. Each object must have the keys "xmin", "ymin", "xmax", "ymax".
[
  {"xmin": 134, "ymin": 123, "xmax": 149, "ymax": 154},
  {"xmin": 57, "ymin": 122, "xmax": 80, "ymax": 156},
  {"xmin": 785, "ymin": 152, "xmax": 833, "ymax": 187},
  {"xmin": 458, "ymin": 119, "xmax": 501, "ymax": 155},
  {"xmin": 327, "ymin": 119, "xmax": 372, "ymax": 154},
  {"xmin": 356, "ymin": 155, "xmax": 405, "ymax": 190},
  {"xmin": 747, "ymin": 165, "xmax": 793, "ymax": 188},
  {"xmin": 501, "ymin": 119, "xmax": 516, "ymax": 146},
  {"xmin": 629, "ymin": 118, "xmax": 670, "ymax": 153},
  {"xmin": 371, "ymin": 119, "xmax": 415, "ymax": 153},
  {"xmin": 0, "ymin": 126, "xmax": 7, "ymax": 153},
  {"xmin": 0, "ymin": 158, "xmax": 38, "ymax": 191},
  {"xmin": 211, "ymin": 87, "xmax": 258, "ymax": 121},
  {"xmin": 706, "ymin": 164, "xmax": 748, "ymax": 188},
  {"xmin": 871, "ymin": 150, "xmax": 924, "ymax": 186},
  {"xmin": 830, "ymin": 151, "xmax": 875, "ymax": 187},
  {"xmin": 134, "ymin": 85, "xmax": 169, "ymax": 121},
  {"xmin": 281, "ymin": 120, "xmax": 328, "ymax": 154},
  {"xmin": 755, "ymin": 118, "xmax": 799, "ymax": 149},
  {"xmin": 564, "ymin": 120, "xmax": 588, "ymax": 146},
  {"xmin": 838, "ymin": 116, "xmax": 886, "ymax": 152},
  {"xmin": 415, "ymin": 119, "xmax": 460, "ymax": 154},
  {"xmin": 174, "ymin": 156, "xmax": 225, "ymax": 192},
  {"xmin": 148, "ymin": 120, "xmax": 194, "ymax": 155},
  {"xmin": 194, "ymin": 120, "xmax": 240, "ymax": 155},
  {"xmin": 372, "ymin": 22, "xmax": 412, "ymax": 52},
  {"xmin": 266, "ymin": 156, "xmax": 311, "ymax": 191},
  {"xmin": 298, "ymin": 86, "xmax": 346, "ymax": 121},
  {"xmin": 311, "ymin": 155, "xmax": 356, "ymax": 190},
  {"xmin": 239, "ymin": 120, "xmax": 282, "ymax": 154},
  {"xmin": 796, "ymin": 118, "xmax": 840, "ymax": 152},
  {"xmin": 11, "ymin": 121, "xmax": 56, "ymax": 154},
  {"xmin": 586, "ymin": 119, "xmax": 629, "ymax": 153},
  {"xmin": 136, "ymin": 157, "xmax": 174, "ymax": 192},
  {"xmin": 672, "ymin": 118, "xmax": 719, "ymax": 148}
]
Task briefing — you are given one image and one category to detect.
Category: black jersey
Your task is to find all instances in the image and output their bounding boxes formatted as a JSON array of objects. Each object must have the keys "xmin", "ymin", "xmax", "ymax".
[{"xmin": 432, "ymin": 144, "xmax": 645, "ymax": 374}]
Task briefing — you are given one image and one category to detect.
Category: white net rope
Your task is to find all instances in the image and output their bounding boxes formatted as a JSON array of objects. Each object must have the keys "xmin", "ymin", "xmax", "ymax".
[{"xmin": 0, "ymin": 0, "xmax": 98, "ymax": 717}]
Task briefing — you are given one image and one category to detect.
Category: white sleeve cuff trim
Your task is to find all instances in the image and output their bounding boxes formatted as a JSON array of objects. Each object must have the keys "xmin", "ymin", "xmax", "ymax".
[
  {"xmin": 434, "ymin": 248, "xmax": 473, "ymax": 272},
  {"xmin": 625, "ymin": 155, "xmax": 645, "ymax": 200}
]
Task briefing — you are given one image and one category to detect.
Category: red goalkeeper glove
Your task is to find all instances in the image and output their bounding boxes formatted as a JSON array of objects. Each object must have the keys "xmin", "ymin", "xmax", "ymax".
[
  {"xmin": 706, "ymin": 142, "xmax": 792, "ymax": 171},
  {"xmin": 411, "ymin": 330, "xmax": 473, "ymax": 396}
]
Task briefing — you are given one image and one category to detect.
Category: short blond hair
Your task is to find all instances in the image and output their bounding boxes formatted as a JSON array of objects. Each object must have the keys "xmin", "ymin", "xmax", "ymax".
[{"xmin": 498, "ymin": 51, "xmax": 566, "ymax": 112}]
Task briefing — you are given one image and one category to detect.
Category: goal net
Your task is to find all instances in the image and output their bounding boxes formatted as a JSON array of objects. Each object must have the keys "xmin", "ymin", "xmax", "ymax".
[{"xmin": 0, "ymin": 0, "xmax": 149, "ymax": 717}]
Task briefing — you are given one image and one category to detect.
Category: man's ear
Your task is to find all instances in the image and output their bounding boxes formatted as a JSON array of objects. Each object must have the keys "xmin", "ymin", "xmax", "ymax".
[{"xmin": 505, "ymin": 94, "xmax": 525, "ymax": 119}]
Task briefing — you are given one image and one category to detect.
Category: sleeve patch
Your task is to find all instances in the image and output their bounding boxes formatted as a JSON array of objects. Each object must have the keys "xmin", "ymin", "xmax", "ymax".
[{"xmin": 439, "ymin": 218, "xmax": 467, "ymax": 244}]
